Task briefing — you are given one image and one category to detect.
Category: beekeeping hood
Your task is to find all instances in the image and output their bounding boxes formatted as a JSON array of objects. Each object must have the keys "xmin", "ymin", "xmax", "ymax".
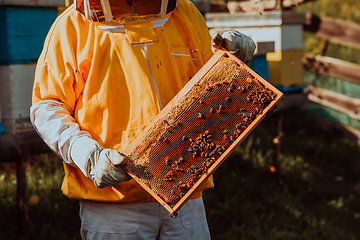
[{"xmin": 76, "ymin": 0, "xmax": 179, "ymax": 25}]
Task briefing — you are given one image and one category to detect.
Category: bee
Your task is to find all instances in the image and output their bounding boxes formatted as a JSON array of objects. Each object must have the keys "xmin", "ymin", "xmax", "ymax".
[
  {"xmin": 206, "ymin": 86, "xmax": 213, "ymax": 91},
  {"xmin": 228, "ymin": 83, "xmax": 235, "ymax": 92},
  {"xmin": 164, "ymin": 177, "xmax": 173, "ymax": 182},
  {"xmin": 233, "ymin": 131, "xmax": 239, "ymax": 137},
  {"xmin": 238, "ymin": 86, "xmax": 246, "ymax": 93},
  {"xmin": 225, "ymin": 97, "xmax": 231, "ymax": 102},
  {"xmin": 198, "ymin": 113, "xmax": 204, "ymax": 119},
  {"xmin": 204, "ymin": 160, "xmax": 212, "ymax": 168},
  {"xmin": 173, "ymin": 166, "xmax": 184, "ymax": 172}
]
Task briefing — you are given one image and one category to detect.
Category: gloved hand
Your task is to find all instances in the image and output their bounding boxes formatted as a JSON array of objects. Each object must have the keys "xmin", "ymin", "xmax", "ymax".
[
  {"xmin": 70, "ymin": 136, "xmax": 132, "ymax": 188},
  {"xmin": 212, "ymin": 30, "xmax": 256, "ymax": 65},
  {"xmin": 30, "ymin": 100, "xmax": 132, "ymax": 189}
]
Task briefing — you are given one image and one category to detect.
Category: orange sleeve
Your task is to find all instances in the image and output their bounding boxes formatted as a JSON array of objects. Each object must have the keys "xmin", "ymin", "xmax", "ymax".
[{"xmin": 32, "ymin": 7, "xmax": 87, "ymax": 112}]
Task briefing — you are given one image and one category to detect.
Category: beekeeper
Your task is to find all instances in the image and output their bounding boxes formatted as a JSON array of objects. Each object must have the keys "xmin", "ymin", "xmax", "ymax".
[{"xmin": 30, "ymin": 0, "xmax": 255, "ymax": 239}]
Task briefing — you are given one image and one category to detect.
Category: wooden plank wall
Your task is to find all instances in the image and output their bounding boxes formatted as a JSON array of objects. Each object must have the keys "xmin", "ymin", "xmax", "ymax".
[
  {"xmin": 302, "ymin": 13, "xmax": 360, "ymax": 132},
  {"xmin": 304, "ymin": 13, "xmax": 360, "ymax": 49}
]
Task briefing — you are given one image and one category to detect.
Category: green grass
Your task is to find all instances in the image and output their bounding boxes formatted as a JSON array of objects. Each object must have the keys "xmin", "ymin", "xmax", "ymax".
[
  {"xmin": 0, "ymin": 155, "xmax": 81, "ymax": 240},
  {"xmin": 1, "ymin": 108, "xmax": 360, "ymax": 239},
  {"xmin": 203, "ymin": 108, "xmax": 360, "ymax": 240}
]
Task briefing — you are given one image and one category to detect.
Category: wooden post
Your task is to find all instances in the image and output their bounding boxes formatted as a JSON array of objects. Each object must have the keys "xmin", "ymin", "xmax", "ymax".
[
  {"xmin": 17, "ymin": 144, "xmax": 29, "ymax": 240},
  {"xmin": 276, "ymin": 0, "xmax": 284, "ymax": 10},
  {"xmin": 273, "ymin": 110, "xmax": 284, "ymax": 173}
]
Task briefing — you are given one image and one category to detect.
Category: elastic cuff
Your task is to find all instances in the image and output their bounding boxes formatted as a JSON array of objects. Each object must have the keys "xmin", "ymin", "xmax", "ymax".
[
  {"xmin": 86, "ymin": 144, "xmax": 104, "ymax": 178},
  {"xmin": 69, "ymin": 136, "xmax": 103, "ymax": 176}
]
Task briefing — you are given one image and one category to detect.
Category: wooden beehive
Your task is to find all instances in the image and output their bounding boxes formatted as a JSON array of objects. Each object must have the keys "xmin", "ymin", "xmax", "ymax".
[
  {"xmin": 0, "ymin": 64, "xmax": 36, "ymax": 134},
  {"xmin": 123, "ymin": 50, "xmax": 283, "ymax": 216},
  {"xmin": 0, "ymin": 4, "xmax": 60, "ymax": 134}
]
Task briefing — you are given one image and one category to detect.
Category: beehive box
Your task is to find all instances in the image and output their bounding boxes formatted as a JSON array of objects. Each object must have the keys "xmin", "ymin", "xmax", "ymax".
[
  {"xmin": 0, "ymin": 6, "xmax": 58, "ymax": 65},
  {"xmin": 0, "ymin": 64, "xmax": 36, "ymax": 134},
  {"xmin": 0, "ymin": 2, "xmax": 60, "ymax": 134},
  {"xmin": 206, "ymin": 11, "xmax": 306, "ymax": 90},
  {"xmin": 0, "ymin": 100, "xmax": 4, "ymax": 136},
  {"xmin": 190, "ymin": 0, "xmax": 210, "ymax": 13},
  {"xmin": 123, "ymin": 50, "xmax": 283, "ymax": 216},
  {"xmin": 0, "ymin": 0, "xmax": 65, "ymax": 7}
]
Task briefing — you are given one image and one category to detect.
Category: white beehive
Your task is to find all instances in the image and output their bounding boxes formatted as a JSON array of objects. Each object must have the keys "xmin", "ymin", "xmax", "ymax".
[
  {"xmin": 206, "ymin": 11, "xmax": 306, "ymax": 88},
  {"xmin": 0, "ymin": 64, "xmax": 36, "ymax": 134}
]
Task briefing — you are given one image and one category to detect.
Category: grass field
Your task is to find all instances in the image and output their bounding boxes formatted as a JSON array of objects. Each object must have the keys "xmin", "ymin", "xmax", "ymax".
[
  {"xmin": 1, "ymin": 107, "xmax": 360, "ymax": 239},
  {"xmin": 204, "ymin": 108, "xmax": 360, "ymax": 240}
]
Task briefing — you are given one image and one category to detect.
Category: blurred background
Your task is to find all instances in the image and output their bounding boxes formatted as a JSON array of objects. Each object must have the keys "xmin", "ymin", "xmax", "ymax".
[{"xmin": 1, "ymin": 0, "xmax": 360, "ymax": 239}]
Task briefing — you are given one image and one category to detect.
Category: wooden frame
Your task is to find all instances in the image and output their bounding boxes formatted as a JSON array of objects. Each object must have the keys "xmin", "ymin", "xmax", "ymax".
[{"xmin": 123, "ymin": 50, "xmax": 283, "ymax": 216}]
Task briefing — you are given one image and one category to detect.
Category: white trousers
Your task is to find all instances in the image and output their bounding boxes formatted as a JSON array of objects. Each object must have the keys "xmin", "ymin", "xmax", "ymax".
[{"xmin": 79, "ymin": 197, "xmax": 211, "ymax": 240}]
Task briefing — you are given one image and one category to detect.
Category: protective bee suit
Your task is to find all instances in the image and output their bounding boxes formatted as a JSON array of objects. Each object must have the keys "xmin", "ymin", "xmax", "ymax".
[{"xmin": 30, "ymin": 0, "xmax": 255, "ymax": 238}]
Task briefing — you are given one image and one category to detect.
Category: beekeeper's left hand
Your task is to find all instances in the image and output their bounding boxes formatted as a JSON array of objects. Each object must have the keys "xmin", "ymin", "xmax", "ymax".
[{"xmin": 212, "ymin": 30, "xmax": 256, "ymax": 65}]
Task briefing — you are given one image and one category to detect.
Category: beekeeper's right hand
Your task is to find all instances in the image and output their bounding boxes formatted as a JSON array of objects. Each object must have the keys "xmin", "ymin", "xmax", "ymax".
[
  {"xmin": 30, "ymin": 100, "xmax": 131, "ymax": 188},
  {"xmin": 70, "ymin": 136, "xmax": 132, "ymax": 188}
]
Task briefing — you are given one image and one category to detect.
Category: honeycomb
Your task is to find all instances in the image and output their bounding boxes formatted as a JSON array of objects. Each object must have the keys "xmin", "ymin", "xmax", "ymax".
[{"xmin": 123, "ymin": 50, "xmax": 283, "ymax": 216}]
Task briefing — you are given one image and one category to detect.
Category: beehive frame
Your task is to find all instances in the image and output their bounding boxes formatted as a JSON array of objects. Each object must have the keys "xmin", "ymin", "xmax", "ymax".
[{"xmin": 123, "ymin": 50, "xmax": 283, "ymax": 216}]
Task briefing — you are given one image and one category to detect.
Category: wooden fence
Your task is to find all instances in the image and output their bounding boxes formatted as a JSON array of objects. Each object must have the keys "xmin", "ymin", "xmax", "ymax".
[{"xmin": 302, "ymin": 12, "xmax": 360, "ymax": 135}]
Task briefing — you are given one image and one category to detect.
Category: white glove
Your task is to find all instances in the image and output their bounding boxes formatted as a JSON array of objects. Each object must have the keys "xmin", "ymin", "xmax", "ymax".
[
  {"xmin": 70, "ymin": 136, "xmax": 132, "ymax": 188},
  {"xmin": 212, "ymin": 30, "xmax": 256, "ymax": 65},
  {"xmin": 30, "ymin": 100, "xmax": 131, "ymax": 188}
]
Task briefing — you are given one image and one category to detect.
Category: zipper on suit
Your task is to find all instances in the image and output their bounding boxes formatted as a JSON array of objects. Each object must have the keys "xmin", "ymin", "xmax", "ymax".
[{"xmin": 143, "ymin": 43, "xmax": 164, "ymax": 110}]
